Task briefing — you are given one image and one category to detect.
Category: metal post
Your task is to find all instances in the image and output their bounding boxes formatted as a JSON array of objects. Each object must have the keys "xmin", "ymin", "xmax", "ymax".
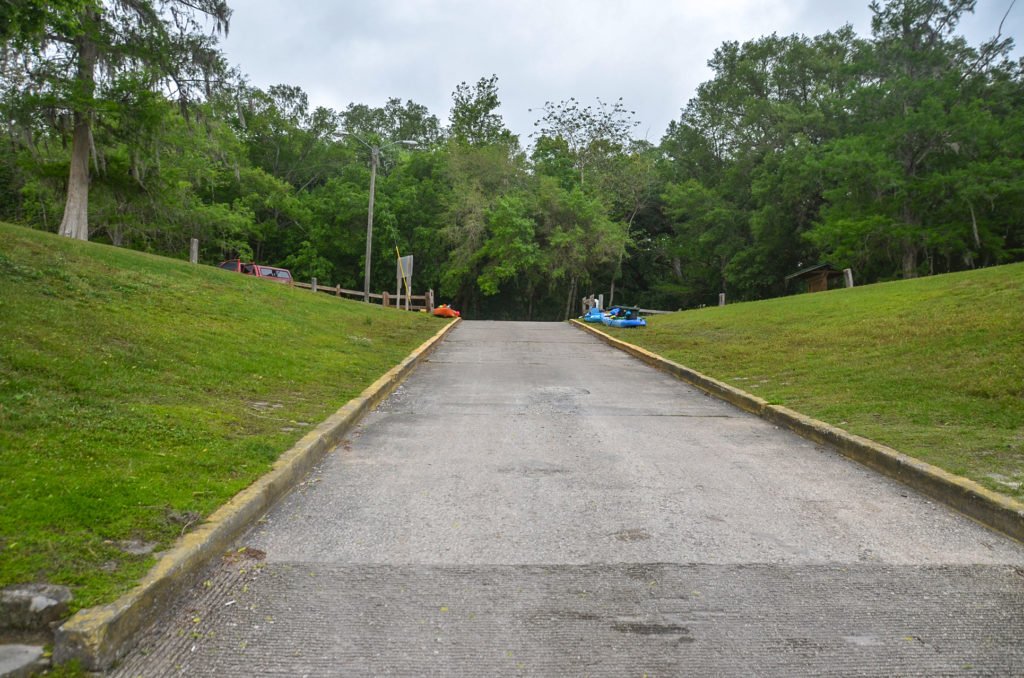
[
  {"xmin": 189, "ymin": 238, "xmax": 198, "ymax": 264},
  {"xmin": 363, "ymin": 145, "xmax": 379, "ymax": 303},
  {"xmin": 719, "ymin": 293, "xmax": 726, "ymax": 306}
]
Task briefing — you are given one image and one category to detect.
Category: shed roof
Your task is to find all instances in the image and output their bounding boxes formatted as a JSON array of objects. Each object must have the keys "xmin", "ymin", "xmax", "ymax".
[{"xmin": 785, "ymin": 262, "xmax": 844, "ymax": 282}]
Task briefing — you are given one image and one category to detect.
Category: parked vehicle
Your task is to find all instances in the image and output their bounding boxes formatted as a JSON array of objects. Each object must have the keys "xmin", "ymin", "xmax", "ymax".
[
  {"xmin": 218, "ymin": 259, "xmax": 293, "ymax": 284},
  {"xmin": 251, "ymin": 265, "xmax": 293, "ymax": 282},
  {"xmin": 218, "ymin": 259, "xmax": 251, "ymax": 273}
]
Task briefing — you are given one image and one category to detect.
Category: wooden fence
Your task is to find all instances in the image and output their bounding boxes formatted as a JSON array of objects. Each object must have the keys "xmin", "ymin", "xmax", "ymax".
[
  {"xmin": 293, "ymin": 278, "xmax": 435, "ymax": 312},
  {"xmin": 581, "ymin": 294, "xmax": 674, "ymax": 317},
  {"xmin": 189, "ymin": 240, "xmax": 435, "ymax": 312}
]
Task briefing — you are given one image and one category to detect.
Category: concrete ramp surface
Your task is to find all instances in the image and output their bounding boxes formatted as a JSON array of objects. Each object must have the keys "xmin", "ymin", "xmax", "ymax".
[{"xmin": 111, "ymin": 321, "xmax": 1024, "ymax": 676}]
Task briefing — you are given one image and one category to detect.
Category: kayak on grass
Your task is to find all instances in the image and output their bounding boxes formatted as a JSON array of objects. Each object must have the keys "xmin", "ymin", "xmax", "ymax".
[
  {"xmin": 599, "ymin": 307, "xmax": 646, "ymax": 328},
  {"xmin": 601, "ymin": 316, "xmax": 647, "ymax": 328},
  {"xmin": 433, "ymin": 304, "xmax": 460, "ymax": 318}
]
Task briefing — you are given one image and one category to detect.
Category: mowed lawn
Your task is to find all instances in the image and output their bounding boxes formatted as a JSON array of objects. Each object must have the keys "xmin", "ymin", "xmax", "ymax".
[
  {"xmin": 600, "ymin": 263, "xmax": 1024, "ymax": 503},
  {"xmin": 0, "ymin": 223, "xmax": 447, "ymax": 610}
]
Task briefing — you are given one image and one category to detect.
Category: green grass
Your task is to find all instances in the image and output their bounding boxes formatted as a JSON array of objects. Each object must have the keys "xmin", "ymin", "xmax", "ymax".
[
  {"xmin": 0, "ymin": 223, "xmax": 447, "ymax": 610},
  {"xmin": 602, "ymin": 264, "xmax": 1024, "ymax": 502}
]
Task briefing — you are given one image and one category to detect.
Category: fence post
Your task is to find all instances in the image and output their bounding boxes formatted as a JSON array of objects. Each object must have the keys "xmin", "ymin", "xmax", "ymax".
[
  {"xmin": 843, "ymin": 268, "xmax": 854, "ymax": 288},
  {"xmin": 311, "ymin": 277, "xmax": 317, "ymax": 294},
  {"xmin": 719, "ymin": 293, "xmax": 726, "ymax": 306},
  {"xmin": 382, "ymin": 291, "xmax": 389, "ymax": 308},
  {"xmin": 189, "ymin": 239, "xmax": 198, "ymax": 264},
  {"xmin": 427, "ymin": 289, "xmax": 434, "ymax": 312},
  {"xmin": 598, "ymin": 294, "xmax": 604, "ymax": 311}
]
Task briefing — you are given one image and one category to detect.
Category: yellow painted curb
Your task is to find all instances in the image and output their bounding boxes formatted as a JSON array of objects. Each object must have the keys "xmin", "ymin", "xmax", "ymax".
[
  {"xmin": 570, "ymin": 319, "xmax": 1024, "ymax": 544},
  {"xmin": 54, "ymin": 318, "xmax": 460, "ymax": 671}
]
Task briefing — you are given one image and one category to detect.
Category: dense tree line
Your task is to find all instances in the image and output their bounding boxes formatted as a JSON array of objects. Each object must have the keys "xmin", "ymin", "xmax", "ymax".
[{"xmin": 2, "ymin": 0, "xmax": 1022, "ymax": 319}]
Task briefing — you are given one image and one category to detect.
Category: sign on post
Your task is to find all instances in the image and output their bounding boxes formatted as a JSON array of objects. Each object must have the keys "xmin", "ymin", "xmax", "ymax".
[{"xmin": 396, "ymin": 255, "xmax": 413, "ymax": 309}]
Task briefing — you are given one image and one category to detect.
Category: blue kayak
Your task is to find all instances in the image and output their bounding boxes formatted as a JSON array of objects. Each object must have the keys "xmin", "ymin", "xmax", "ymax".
[
  {"xmin": 599, "ymin": 307, "xmax": 646, "ymax": 328},
  {"xmin": 601, "ymin": 316, "xmax": 646, "ymax": 328},
  {"xmin": 582, "ymin": 308, "xmax": 606, "ymax": 322}
]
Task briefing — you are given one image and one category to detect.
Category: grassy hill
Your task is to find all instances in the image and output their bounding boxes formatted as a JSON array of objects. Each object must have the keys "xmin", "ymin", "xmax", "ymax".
[
  {"xmin": 0, "ymin": 223, "xmax": 447, "ymax": 610},
  {"xmin": 3, "ymin": 222, "xmax": 1022, "ymax": 615},
  {"xmin": 603, "ymin": 264, "xmax": 1024, "ymax": 504}
]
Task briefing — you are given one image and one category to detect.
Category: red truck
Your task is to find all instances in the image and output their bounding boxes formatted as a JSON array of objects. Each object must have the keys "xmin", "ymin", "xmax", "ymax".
[{"xmin": 218, "ymin": 259, "xmax": 293, "ymax": 283}]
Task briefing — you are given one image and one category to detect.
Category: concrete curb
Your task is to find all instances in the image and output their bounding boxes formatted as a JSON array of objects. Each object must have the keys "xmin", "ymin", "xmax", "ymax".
[
  {"xmin": 54, "ymin": 318, "xmax": 461, "ymax": 671},
  {"xmin": 570, "ymin": 319, "xmax": 1024, "ymax": 545}
]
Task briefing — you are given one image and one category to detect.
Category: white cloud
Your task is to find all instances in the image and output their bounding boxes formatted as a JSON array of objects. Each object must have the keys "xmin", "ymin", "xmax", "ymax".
[{"xmin": 222, "ymin": 0, "xmax": 1022, "ymax": 142}]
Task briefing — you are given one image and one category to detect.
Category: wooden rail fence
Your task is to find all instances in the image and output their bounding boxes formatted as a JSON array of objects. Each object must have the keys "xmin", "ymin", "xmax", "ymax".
[
  {"xmin": 293, "ymin": 278, "xmax": 435, "ymax": 312},
  {"xmin": 190, "ymin": 240, "xmax": 435, "ymax": 312}
]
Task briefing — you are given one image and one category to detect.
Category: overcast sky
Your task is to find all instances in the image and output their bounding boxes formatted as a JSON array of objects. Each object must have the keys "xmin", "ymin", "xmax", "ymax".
[{"xmin": 219, "ymin": 0, "xmax": 1022, "ymax": 143}]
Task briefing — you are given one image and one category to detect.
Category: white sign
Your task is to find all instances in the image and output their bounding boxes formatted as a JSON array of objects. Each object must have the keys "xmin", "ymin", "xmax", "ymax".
[{"xmin": 396, "ymin": 255, "xmax": 414, "ymax": 307}]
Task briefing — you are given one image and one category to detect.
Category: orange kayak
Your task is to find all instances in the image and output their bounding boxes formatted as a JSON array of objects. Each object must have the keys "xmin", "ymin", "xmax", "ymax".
[{"xmin": 432, "ymin": 304, "xmax": 460, "ymax": 318}]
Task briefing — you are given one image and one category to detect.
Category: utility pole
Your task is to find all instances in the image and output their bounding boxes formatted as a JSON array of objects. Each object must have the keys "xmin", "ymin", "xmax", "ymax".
[
  {"xmin": 364, "ymin": 144, "xmax": 379, "ymax": 302},
  {"xmin": 342, "ymin": 135, "xmax": 418, "ymax": 303}
]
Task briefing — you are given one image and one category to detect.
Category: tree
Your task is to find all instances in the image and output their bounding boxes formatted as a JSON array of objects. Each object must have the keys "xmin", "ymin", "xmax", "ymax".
[
  {"xmin": 448, "ymin": 75, "xmax": 518, "ymax": 148},
  {"xmin": 471, "ymin": 195, "xmax": 541, "ymax": 298},
  {"xmin": 0, "ymin": 1, "xmax": 85, "ymax": 44},
  {"xmin": 233, "ymin": 84, "xmax": 342, "ymax": 191},
  {"xmin": 811, "ymin": 0, "xmax": 1024, "ymax": 278},
  {"xmin": 533, "ymin": 178, "xmax": 629, "ymax": 319},
  {"xmin": 592, "ymin": 144, "xmax": 660, "ymax": 305},
  {"xmin": 342, "ymin": 97, "xmax": 441, "ymax": 148},
  {"xmin": 657, "ymin": 27, "xmax": 864, "ymax": 304},
  {"xmin": 531, "ymin": 97, "xmax": 639, "ymax": 187},
  {"xmin": 4, "ymin": 1, "xmax": 232, "ymax": 241},
  {"xmin": 440, "ymin": 142, "xmax": 526, "ymax": 310}
]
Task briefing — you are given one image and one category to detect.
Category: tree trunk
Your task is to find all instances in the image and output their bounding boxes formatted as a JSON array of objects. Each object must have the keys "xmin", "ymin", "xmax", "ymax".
[
  {"xmin": 900, "ymin": 201, "xmax": 920, "ymax": 279},
  {"xmin": 58, "ymin": 11, "xmax": 98, "ymax": 241},
  {"xmin": 609, "ymin": 251, "xmax": 623, "ymax": 307},
  {"xmin": 968, "ymin": 202, "xmax": 981, "ymax": 254},
  {"xmin": 901, "ymin": 240, "xmax": 918, "ymax": 279},
  {"xmin": 58, "ymin": 114, "xmax": 92, "ymax": 240},
  {"xmin": 671, "ymin": 257, "xmax": 683, "ymax": 281},
  {"xmin": 562, "ymin": 276, "xmax": 577, "ymax": 321}
]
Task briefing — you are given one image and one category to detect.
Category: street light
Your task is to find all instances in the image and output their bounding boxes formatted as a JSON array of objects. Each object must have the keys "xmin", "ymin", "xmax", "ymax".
[{"xmin": 342, "ymin": 133, "xmax": 418, "ymax": 302}]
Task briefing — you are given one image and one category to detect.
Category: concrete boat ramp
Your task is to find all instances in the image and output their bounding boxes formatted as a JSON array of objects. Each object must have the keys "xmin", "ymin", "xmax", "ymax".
[{"xmin": 105, "ymin": 321, "xmax": 1024, "ymax": 676}]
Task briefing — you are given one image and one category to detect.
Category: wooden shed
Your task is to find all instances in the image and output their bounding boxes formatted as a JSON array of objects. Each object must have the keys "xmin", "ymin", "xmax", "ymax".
[{"xmin": 785, "ymin": 262, "xmax": 846, "ymax": 293}]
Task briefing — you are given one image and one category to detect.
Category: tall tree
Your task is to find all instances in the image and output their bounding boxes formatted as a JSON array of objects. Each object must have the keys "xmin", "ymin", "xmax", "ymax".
[
  {"xmin": 658, "ymin": 27, "xmax": 864, "ymax": 304},
  {"xmin": 5, "ymin": 0, "xmax": 231, "ymax": 241},
  {"xmin": 811, "ymin": 0, "xmax": 1023, "ymax": 278},
  {"xmin": 0, "ymin": 1, "xmax": 85, "ymax": 44},
  {"xmin": 531, "ymin": 97, "xmax": 639, "ymax": 187},
  {"xmin": 234, "ymin": 84, "xmax": 341, "ymax": 190},
  {"xmin": 448, "ymin": 75, "xmax": 518, "ymax": 148},
  {"xmin": 530, "ymin": 177, "xmax": 628, "ymax": 319},
  {"xmin": 342, "ymin": 97, "xmax": 441, "ymax": 148}
]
